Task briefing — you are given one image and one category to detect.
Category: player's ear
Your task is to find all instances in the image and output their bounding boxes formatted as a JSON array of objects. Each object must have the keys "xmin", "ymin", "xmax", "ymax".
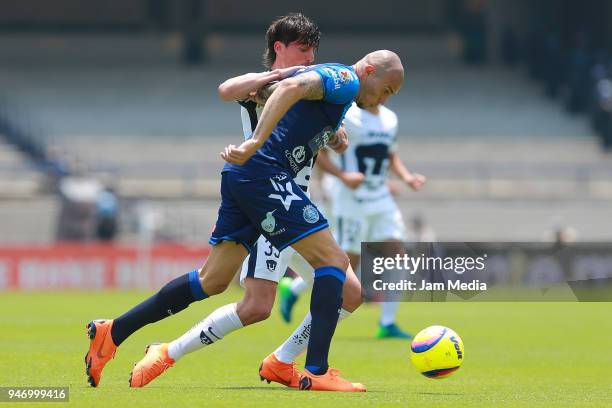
[
  {"xmin": 274, "ymin": 41, "xmax": 285, "ymax": 55},
  {"xmin": 365, "ymin": 64, "xmax": 376, "ymax": 76}
]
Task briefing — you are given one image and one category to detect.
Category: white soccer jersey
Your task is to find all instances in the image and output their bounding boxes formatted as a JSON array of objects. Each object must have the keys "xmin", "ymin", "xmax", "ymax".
[{"xmin": 330, "ymin": 103, "xmax": 399, "ymax": 216}]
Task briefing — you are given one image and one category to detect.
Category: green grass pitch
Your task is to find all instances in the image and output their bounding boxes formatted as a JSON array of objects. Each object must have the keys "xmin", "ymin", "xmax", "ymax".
[{"xmin": 1, "ymin": 288, "xmax": 610, "ymax": 407}]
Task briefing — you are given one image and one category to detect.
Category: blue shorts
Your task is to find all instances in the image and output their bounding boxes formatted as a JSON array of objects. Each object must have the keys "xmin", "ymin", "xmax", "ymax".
[{"xmin": 209, "ymin": 170, "xmax": 328, "ymax": 252}]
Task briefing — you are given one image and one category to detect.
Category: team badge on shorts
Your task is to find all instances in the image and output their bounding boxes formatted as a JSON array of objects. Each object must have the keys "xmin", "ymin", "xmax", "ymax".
[
  {"xmin": 266, "ymin": 260, "xmax": 277, "ymax": 272},
  {"xmin": 261, "ymin": 210, "xmax": 276, "ymax": 233},
  {"xmin": 302, "ymin": 205, "xmax": 320, "ymax": 224}
]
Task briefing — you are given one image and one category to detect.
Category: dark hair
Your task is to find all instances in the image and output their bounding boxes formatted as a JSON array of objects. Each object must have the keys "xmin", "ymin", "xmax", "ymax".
[{"xmin": 263, "ymin": 13, "xmax": 320, "ymax": 68}]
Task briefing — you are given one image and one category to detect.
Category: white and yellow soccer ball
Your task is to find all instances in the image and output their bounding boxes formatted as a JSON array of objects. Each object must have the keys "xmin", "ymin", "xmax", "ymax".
[{"xmin": 410, "ymin": 325, "xmax": 464, "ymax": 379}]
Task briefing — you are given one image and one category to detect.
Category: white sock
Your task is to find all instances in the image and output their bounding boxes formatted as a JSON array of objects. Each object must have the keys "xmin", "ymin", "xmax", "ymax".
[
  {"xmin": 290, "ymin": 276, "xmax": 308, "ymax": 296},
  {"xmin": 167, "ymin": 303, "xmax": 243, "ymax": 361},
  {"xmin": 380, "ymin": 302, "xmax": 400, "ymax": 326},
  {"xmin": 274, "ymin": 308, "xmax": 352, "ymax": 364}
]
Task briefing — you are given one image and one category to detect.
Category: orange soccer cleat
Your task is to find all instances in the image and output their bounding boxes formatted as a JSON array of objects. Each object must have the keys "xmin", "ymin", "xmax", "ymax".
[
  {"xmin": 84, "ymin": 319, "xmax": 118, "ymax": 387},
  {"xmin": 129, "ymin": 343, "xmax": 175, "ymax": 388},
  {"xmin": 258, "ymin": 353, "xmax": 302, "ymax": 388},
  {"xmin": 298, "ymin": 368, "xmax": 366, "ymax": 392}
]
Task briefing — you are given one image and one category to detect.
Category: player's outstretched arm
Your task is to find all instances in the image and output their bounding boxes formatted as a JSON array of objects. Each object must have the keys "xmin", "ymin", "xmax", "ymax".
[
  {"xmin": 389, "ymin": 152, "xmax": 426, "ymax": 191},
  {"xmin": 221, "ymin": 71, "xmax": 324, "ymax": 165},
  {"xmin": 217, "ymin": 66, "xmax": 305, "ymax": 102}
]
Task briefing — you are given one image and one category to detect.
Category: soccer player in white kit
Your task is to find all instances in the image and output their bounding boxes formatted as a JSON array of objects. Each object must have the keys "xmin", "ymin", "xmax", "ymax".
[{"xmin": 280, "ymin": 102, "xmax": 426, "ymax": 339}]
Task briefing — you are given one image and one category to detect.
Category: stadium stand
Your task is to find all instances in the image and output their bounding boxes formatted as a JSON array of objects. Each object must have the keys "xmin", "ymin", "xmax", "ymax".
[{"xmin": 0, "ymin": 34, "xmax": 610, "ymax": 242}]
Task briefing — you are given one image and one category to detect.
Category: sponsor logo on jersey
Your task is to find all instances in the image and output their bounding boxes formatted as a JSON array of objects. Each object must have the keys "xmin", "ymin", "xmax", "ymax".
[
  {"xmin": 269, "ymin": 228, "xmax": 286, "ymax": 237},
  {"xmin": 266, "ymin": 259, "xmax": 277, "ymax": 272},
  {"xmin": 284, "ymin": 150, "xmax": 301, "ymax": 174},
  {"xmin": 323, "ymin": 67, "xmax": 354, "ymax": 90},
  {"xmin": 339, "ymin": 69, "xmax": 352, "ymax": 84},
  {"xmin": 302, "ymin": 205, "xmax": 320, "ymax": 224},
  {"xmin": 260, "ymin": 210, "xmax": 276, "ymax": 233},
  {"xmin": 292, "ymin": 145, "xmax": 306, "ymax": 163},
  {"xmin": 366, "ymin": 130, "xmax": 393, "ymax": 141},
  {"xmin": 269, "ymin": 178, "xmax": 302, "ymax": 211}
]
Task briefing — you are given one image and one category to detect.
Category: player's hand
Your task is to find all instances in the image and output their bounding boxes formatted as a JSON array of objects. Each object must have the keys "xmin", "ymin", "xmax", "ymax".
[
  {"xmin": 220, "ymin": 139, "xmax": 261, "ymax": 165},
  {"xmin": 275, "ymin": 65, "xmax": 306, "ymax": 80},
  {"xmin": 327, "ymin": 127, "xmax": 349, "ymax": 154},
  {"xmin": 340, "ymin": 172, "xmax": 365, "ymax": 189},
  {"xmin": 405, "ymin": 173, "xmax": 426, "ymax": 191}
]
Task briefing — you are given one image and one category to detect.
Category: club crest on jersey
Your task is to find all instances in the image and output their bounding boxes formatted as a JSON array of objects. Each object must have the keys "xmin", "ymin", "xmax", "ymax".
[
  {"xmin": 302, "ymin": 205, "xmax": 320, "ymax": 224},
  {"xmin": 260, "ymin": 210, "xmax": 276, "ymax": 233},
  {"xmin": 268, "ymin": 178, "xmax": 302, "ymax": 211},
  {"xmin": 292, "ymin": 145, "xmax": 306, "ymax": 163}
]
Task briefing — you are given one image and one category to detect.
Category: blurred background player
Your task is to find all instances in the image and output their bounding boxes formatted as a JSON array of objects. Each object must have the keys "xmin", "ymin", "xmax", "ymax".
[{"xmin": 279, "ymin": 102, "xmax": 425, "ymax": 339}]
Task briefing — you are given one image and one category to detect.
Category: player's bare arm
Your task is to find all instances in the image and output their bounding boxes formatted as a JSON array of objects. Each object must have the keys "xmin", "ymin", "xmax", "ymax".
[
  {"xmin": 388, "ymin": 151, "xmax": 426, "ymax": 191},
  {"xmin": 217, "ymin": 66, "xmax": 305, "ymax": 102},
  {"xmin": 251, "ymin": 81, "xmax": 280, "ymax": 106},
  {"xmin": 317, "ymin": 148, "xmax": 365, "ymax": 189},
  {"xmin": 221, "ymin": 71, "xmax": 324, "ymax": 165}
]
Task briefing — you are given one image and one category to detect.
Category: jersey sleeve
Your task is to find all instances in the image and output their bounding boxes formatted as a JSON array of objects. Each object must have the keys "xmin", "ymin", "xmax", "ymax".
[
  {"xmin": 314, "ymin": 65, "xmax": 360, "ymax": 104},
  {"xmin": 387, "ymin": 109, "xmax": 399, "ymax": 153}
]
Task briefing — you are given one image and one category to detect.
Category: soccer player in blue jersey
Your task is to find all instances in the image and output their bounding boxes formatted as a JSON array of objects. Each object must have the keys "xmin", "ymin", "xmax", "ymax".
[
  {"xmin": 176, "ymin": 14, "xmax": 364, "ymax": 389},
  {"xmin": 83, "ymin": 13, "xmax": 360, "ymax": 391},
  {"xmin": 86, "ymin": 48, "xmax": 403, "ymax": 392}
]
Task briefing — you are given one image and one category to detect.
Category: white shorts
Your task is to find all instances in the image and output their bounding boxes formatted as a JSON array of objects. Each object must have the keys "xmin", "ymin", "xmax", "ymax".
[
  {"xmin": 239, "ymin": 235, "xmax": 314, "ymax": 286},
  {"xmin": 334, "ymin": 207, "xmax": 407, "ymax": 254}
]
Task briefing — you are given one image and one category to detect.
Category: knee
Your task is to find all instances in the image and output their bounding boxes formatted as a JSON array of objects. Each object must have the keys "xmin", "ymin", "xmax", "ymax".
[
  {"xmin": 311, "ymin": 246, "xmax": 350, "ymax": 272},
  {"xmin": 342, "ymin": 280, "xmax": 363, "ymax": 312},
  {"xmin": 199, "ymin": 274, "xmax": 229, "ymax": 296},
  {"xmin": 237, "ymin": 301, "xmax": 272, "ymax": 325}
]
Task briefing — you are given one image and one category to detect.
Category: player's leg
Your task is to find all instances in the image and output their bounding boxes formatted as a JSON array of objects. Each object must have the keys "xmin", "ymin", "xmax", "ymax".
[
  {"xmin": 271, "ymin": 262, "xmax": 360, "ymax": 366},
  {"xmin": 126, "ymin": 241, "xmax": 251, "ymax": 387},
  {"xmin": 371, "ymin": 209, "xmax": 412, "ymax": 339},
  {"xmin": 87, "ymin": 172, "xmax": 253, "ymax": 387},
  {"xmin": 131, "ymin": 238, "xmax": 295, "ymax": 388},
  {"xmin": 375, "ymin": 239, "xmax": 411, "ymax": 339},
  {"xmin": 278, "ymin": 199, "xmax": 341, "ymax": 322},
  {"xmin": 289, "ymin": 228, "xmax": 364, "ymax": 391},
  {"xmin": 86, "ymin": 240, "xmax": 247, "ymax": 387},
  {"xmin": 278, "ymin": 252, "xmax": 314, "ymax": 323},
  {"xmin": 270, "ymin": 215, "xmax": 364, "ymax": 375},
  {"xmin": 163, "ymin": 239, "xmax": 283, "ymax": 363},
  {"xmin": 229, "ymin": 173, "xmax": 364, "ymax": 391}
]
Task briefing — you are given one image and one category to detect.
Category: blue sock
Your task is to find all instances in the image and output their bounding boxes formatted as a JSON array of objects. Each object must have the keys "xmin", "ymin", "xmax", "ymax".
[
  {"xmin": 110, "ymin": 270, "xmax": 207, "ymax": 346},
  {"xmin": 305, "ymin": 266, "xmax": 345, "ymax": 375}
]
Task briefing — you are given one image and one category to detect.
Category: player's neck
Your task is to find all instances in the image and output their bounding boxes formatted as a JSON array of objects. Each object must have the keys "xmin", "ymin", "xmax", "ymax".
[{"xmin": 365, "ymin": 106, "xmax": 380, "ymax": 115}]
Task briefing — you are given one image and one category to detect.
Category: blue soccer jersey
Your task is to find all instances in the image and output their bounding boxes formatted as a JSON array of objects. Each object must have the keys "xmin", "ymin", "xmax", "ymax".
[
  {"xmin": 211, "ymin": 63, "xmax": 360, "ymax": 252},
  {"xmin": 224, "ymin": 63, "xmax": 360, "ymax": 178}
]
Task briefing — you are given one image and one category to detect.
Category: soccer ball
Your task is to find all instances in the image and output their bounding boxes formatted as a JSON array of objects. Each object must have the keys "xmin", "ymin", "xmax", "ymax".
[{"xmin": 410, "ymin": 325, "xmax": 464, "ymax": 379}]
